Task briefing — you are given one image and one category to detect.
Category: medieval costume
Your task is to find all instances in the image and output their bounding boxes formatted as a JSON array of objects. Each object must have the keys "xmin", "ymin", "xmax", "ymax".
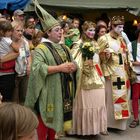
[
  {"xmin": 25, "ymin": 1, "xmax": 77, "ymax": 140},
  {"xmin": 71, "ymin": 21, "xmax": 107, "ymax": 135},
  {"xmin": 97, "ymin": 16, "xmax": 131, "ymax": 130}
]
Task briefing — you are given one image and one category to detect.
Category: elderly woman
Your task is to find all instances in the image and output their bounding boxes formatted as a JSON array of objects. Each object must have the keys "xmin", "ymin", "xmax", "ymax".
[{"xmin": 12, "ymin": 21, "xmax": 31, "ymax": 104}]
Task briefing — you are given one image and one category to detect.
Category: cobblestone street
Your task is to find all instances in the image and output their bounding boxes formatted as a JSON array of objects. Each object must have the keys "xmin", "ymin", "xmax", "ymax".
[{"xmin": 60, "ymin": 117, "xmax": 140, "ymax": 140}]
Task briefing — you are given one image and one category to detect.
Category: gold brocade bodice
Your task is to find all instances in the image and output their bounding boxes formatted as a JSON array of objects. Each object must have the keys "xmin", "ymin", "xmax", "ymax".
[
  {"xmin": 71, "ymin": 40, "xmax": 104, "ymax": 89},
  {"xmin": 81, "ymin": 61, "xmax": 104, "ymax": 89}
]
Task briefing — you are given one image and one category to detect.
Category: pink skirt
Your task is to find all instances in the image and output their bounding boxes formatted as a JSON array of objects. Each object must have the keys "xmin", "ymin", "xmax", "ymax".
[{"xmin": 72, "ymin": 88, "xmax": 107, "ymax": 135}]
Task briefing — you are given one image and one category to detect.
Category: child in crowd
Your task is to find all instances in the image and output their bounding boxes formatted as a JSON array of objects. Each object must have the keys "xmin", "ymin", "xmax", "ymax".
[{"xmin": 65, "ymin": 18, "xmax": 80, "ymax": 48}]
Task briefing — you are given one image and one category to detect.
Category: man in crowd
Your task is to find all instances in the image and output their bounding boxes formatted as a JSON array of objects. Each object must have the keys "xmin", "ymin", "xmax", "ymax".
[
  {"xmin": 12, "ymin": 9, "xmax": 25, "ymax": 25},
  {"xmin": 128, "ymin": 28, "xmax": 140, "ymax": 128}
]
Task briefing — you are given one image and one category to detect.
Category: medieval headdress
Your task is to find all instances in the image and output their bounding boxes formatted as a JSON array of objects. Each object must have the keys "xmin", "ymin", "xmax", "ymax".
[
  {"xmin": 33, "ymin": 0, "xmax": 59, "ymax": 32},
  {"xmin": 111, "ymin": 16, "xmax": 125, "ymax": 25}
]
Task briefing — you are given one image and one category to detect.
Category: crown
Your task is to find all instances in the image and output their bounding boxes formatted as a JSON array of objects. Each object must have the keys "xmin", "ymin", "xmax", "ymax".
[{"xmin": 111, "ymin": 16, "xmax": 125, "ymax": 25}]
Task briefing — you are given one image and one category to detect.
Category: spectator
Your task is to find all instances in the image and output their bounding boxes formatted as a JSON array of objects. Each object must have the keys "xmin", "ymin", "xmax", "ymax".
[
  {"xmin": 0, "ymin": 102, "xmax": 38, "ymax": 140},
  {"xmin": 65, "ymin": 18, "xmax": 80, "ymax": 48},
  {"xmin": 0, "ymin": 20, "xmax": 19, "ymax": 101},
  {"xmin": 59, "ymin": 21, "xmax": 70, "ymax": 45},
  {"xmin": 23, "ymin": 22, "xmax": 36, "ymax": 50},
  {"xmin": 25, "ymin": 16, "xmax": 36, "ymax": 25},
  {"xmin": 4, "ymin": 14, "xmax": 11, "ymax": 21},
  {"xmin": 128, "ymin": 28, "xmax": 140, "ymax": 128},
  {"xmin": 12, "ymin": 21, "xmax": 31, "ymax": 104},
  {"xmin": 32, "ymin": 30, "xmax": 43, "ymax": 48},
  {"xmin": 94, "ymin": 25, "xmax": 107, "ymax": 40},
  {"xmin": 96, "ymin": 20, "xmax": 107, "ymax": 28},
  {"xmin": 0, "ymin": 93, "xmax": 2, "ymax": 104},
  {"xmin": 12, "ymin": 9, "xmax": 25, "ymax": 25},
  {"xmin": 0, "ymin": 13, "xmax": 6, "ymax": 21}
]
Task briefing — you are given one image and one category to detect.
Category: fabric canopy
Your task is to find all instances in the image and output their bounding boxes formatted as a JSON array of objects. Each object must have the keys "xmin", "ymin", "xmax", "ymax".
[
  {"xmin": 25, "ymin": 0, "xmax": 140, "ymax": 16},
  {"xmin": 38, "ymin": 0, "xmax": 139, "ymax": 9},
  {"xmin": 26, "ymin": 0, "xmax": 140, "ymax": 10},
  {"xmin": 0, "ymin": 0, "xmax": 30, "ymax": 11}
]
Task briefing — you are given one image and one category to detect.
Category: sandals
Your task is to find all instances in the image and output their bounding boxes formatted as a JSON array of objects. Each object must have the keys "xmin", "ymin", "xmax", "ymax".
[
  {"xmin": 100, "ymin": 131, "xmax": 109, "ymax": 135},
  {"xmin": 129, "ymin": 120, "xmax": 139, "ymax": 128}
]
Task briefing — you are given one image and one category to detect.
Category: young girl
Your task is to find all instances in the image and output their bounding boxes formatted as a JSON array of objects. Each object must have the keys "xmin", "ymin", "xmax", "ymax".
[
  {"xmin": 0, "ymin": 102, "xmax": 38, "ymax": 140},
  {"xmin": 0, "ymin": 20, "xmax": 19, "ymax": 101}
]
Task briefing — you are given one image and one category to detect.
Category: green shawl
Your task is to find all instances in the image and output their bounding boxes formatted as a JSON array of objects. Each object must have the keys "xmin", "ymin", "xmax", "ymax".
[{"xmin": 25, "ymin": 42, "xmax": 76, "ymax": 132}]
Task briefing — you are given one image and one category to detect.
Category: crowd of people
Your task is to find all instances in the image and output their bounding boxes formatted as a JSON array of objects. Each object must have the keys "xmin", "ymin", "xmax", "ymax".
[{"xmin": 0, "ymin": 1, "xmax": 140, "ymax": 140}]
